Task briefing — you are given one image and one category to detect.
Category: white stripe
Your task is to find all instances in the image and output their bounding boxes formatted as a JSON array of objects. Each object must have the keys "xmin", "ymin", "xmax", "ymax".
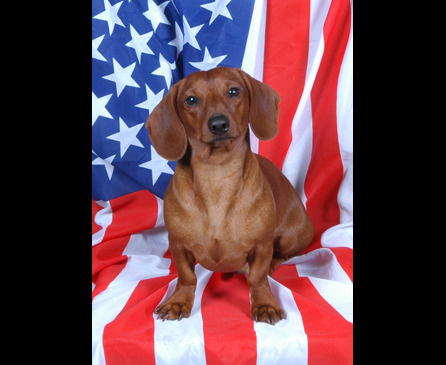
[
  {"xmin": 155, "ymin": 195, "xmax": 165, "ymax": 227},
  {"xmin": 320, "ymin": 0, "xmax": 353, "ymax": 251},
  {"xmin": 285, "ymin": 248, "xmax": 353, "ymax": 323},
  {"xmin": 281, "ymin": 0, "xmax": 332, "ymax": 206},
  {"xmin": 336, "ymin": 0, "xmax": 353, "ymax": 225},
  {"xmin": 255, "ymin": 276, "xmax": 308, "ymax": 365},
  {"xmin": 289, "ymin": 248, "xmax": 351, "ymax": 285},
  {"xmin": 307, "ymin": 276, "xmax": 353, "ymax": 323},
  {"xmin": 280, "ymin": 102, "xmax": 313, "ymax": 207},
  {"xmin": 154, "ymin": 265, "xmax": 212, "ymax": 365},
  {"xmin": 92, "ymin": 279, "xmax": 140, "ymax": 365},
  {"xmin": 241, "ymin": 0, "xmax": 266, "ymax": 80},
  {"xmin": 321, "ymin": 221, "xmax": 353, "ymax": 250},
  {"xmin": 241, "ymin": 0, "xmax": 267, "ymax": 155},
  {"xmin": 92, "ymin": 225, "xmax": 171, "ymax": 365},
  {"xmin": 92, "ymin": 200, "xmax": 112, "ymax": 246},
  {"xmin": 307, "ymin": 0, "xmax": 332, "ymax": 78}
]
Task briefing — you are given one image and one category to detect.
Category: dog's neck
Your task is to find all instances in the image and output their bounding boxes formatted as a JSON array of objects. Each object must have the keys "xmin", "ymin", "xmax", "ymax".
[
  {"xmin": 187, "ymin": 136, "xmax": 249, "ymax": 175},
  {"xmin": 178, "ymin": 134, "xmax": 259, "ymax": 205}
]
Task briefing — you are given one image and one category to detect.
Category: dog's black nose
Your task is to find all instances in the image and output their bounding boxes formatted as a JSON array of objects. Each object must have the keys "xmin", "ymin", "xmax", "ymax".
[{"xmin": 208, "ymin": 114, "xmax": 230, "ymax": 135}]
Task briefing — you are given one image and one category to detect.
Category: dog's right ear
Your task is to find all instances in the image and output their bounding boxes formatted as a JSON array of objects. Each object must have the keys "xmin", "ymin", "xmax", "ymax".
[
  {"xmin": 145, "ymin": 83, "xmax": 187, "ymax": 161},
  {"xmin": 237, "ymin": 69, "xmax": 280, "ymax": 141}
]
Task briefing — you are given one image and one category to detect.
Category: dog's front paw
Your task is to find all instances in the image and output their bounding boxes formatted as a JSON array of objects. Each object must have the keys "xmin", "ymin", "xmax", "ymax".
[
  {"xmin": 155, "ymin": 300, "xmax": 193, "ymax": 321},
  {"xmin": 251, "ymin": 303, "xmax": 286, "ymax": 325}
]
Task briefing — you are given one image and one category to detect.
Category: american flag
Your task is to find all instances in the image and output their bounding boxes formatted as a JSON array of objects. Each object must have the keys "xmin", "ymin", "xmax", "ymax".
[{"xmin": 92, "ymin": 0, "xmax": 353, "ymax": 364}]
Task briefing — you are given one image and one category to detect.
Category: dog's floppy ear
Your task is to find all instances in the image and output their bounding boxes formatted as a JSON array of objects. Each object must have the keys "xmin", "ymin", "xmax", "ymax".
[
  {"xmin": 238, "ymin": 70, "xmax": 280, "ymax": 141},
  {"xmin": 145, "ymin": 82, "xmax": 187, "ymax": 161}
]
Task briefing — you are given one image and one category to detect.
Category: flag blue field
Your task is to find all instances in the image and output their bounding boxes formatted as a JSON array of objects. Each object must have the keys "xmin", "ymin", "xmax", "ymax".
[{"xmin": 92, "ymin": 0, "xmax": 255, "ymax": 200}]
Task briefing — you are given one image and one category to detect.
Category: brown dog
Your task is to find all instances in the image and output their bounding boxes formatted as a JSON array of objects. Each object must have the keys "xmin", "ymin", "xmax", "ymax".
[{"xmin": 146, "ymin": 67, "xmax": 314, "ymax": 325}]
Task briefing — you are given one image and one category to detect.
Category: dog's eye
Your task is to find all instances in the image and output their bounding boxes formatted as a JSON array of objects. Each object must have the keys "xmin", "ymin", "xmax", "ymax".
[
  {"xmin": 185, "ymin": 96, "xmax": 199, "ymax": 106},
  {"xmin": 228, "ymin": 87, "xmax": 240, "ymax": 98}
]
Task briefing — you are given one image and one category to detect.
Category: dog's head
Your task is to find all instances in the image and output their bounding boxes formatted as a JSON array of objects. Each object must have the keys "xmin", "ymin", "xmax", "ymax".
[{"xmin": 146, "ymin": 67, "xmax": 280, "ymax": 161}]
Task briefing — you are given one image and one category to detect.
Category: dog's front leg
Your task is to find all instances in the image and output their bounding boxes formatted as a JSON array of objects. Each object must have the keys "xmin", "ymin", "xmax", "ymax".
[
  {"xmin": 247, "ymin": 242, "xmax": 286, "ymax": 325},
  {"xmin": 155, "ymin": 239, "xmax": 197, "ymax": 321}
]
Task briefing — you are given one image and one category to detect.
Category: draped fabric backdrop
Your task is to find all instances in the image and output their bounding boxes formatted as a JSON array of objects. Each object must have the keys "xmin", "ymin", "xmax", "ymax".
[{"xmin": 92, "ymin": 0, "xmax": 353, "ymax": 363}]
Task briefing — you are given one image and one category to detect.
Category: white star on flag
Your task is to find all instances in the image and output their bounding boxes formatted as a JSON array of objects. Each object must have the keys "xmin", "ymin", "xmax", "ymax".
[
  {"xmin": 143, "ymin": 0, "xmax": 170, "ymax": 32},
  {"xmin": 92, "ymin": 35, "xmax": 107, "ymax": 62},
  {"xmin": 168, "ymin": 22, "xmax": 184, "ymax": 60},
  {"xmin": 125, "ymin": 25, "xmax": 154, "ymax": 64},
  {"xmin": 93, "ymin": 0, "xmax": 125, "ymax": 36},
  {"xmin": 102, "ymin": 58, "xmax": 140, "ymax": 97},
  {"xmin": 92, "ymin": 153, "xmax": 116, "ymax": 180},
  {"xmin": 139, "ymin": 145, "xmax": 175, "ymax": 185},
  {"xmin": 135, "ymin": 85, "xmax": 165, "ymax": 114},
  {"xmin": 92, "ymin": 92, "xmax": 114, "ymax": 126},
  {"xmin": 201, "ymin": 0, "xmax": 233, "ymax": 25},
  {"xmin": 189, "ymin": 47, "xmax": 227, "ymax": 71},
  {"xmin": 183, "ymin": 16, "xmax": 204, "ymax": 50},
  {"xmin": 106, "ymin": 118, "xmax": 145, "ymax": 158},
  {"xmin": 152, "ymin": 53, "xmax": 176, "ymax": 88}
]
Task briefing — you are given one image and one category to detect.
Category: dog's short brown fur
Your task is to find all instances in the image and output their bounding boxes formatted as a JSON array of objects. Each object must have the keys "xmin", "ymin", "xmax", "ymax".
[{"xmin": 146, "ymin": 67, "xmax": 314, "ymax": 325}]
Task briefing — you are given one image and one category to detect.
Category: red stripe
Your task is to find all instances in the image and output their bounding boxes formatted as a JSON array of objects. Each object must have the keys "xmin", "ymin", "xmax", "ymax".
[
  {"xmin": 201, "ymin": 273, "xmax": 257, "ymax": 365},
  {"xmin": 92, "ymin": 236, "xmax": 129, "ymax": 299},
  {"xmin": 273, "ymin": 264, "xmax": 353, "ymax": 365},
  {"xmin": 330, "ymin": 247, "xmax": 353, "ymax": 282},
  {"xmin": 162, "ymin": 248, "xmax": 178, "ymax": 276},
  {"xmin": 260, "ymin": 0, "xmax": 310, "ymax": 169},
  {"xmin": 303, "ymin": 0, "xmax": 351, "ymax": 252},
  {"xmin": 102, "ymin": 276, "xmax": 175, "ymax": 365},
  {"xmin": 92, "ymin": 190, "xmax": 159, "ymax": 298},
  {"xmin": 92, "ymin": 199, "xmax": 103, "ymax": 235},
  {"xmin": 103, "ymin": 190, "xmax": 159, "ymax": 242}
]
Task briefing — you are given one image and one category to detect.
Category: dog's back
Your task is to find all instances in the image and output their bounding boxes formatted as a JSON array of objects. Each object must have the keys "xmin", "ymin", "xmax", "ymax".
[{"xmin": 256, "ymin": 154, "xmax": 314, "ymax": 267}]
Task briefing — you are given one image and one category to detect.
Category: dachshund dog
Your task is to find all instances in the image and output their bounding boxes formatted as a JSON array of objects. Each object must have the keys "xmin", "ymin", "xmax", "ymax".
[{"xmin": 146, "ymin": 67, "xmax": 314, "ymax": 325}]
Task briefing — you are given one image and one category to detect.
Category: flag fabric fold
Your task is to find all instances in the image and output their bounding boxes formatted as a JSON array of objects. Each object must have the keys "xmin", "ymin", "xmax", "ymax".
[{"xmin": 92, "ymin": 0, "xmax": 353, "ymax": 363}]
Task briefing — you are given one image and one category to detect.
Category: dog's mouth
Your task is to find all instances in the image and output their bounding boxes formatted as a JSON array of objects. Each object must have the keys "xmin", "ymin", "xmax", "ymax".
[{"xmin": 211, "ymin": 135, "xmax": 235, "ymax": 143}]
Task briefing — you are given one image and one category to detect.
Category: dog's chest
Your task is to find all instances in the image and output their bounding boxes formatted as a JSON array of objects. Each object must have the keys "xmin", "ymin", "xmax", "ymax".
[
  {"xmin": 186, "ymin": 189, "xmax": 256, "ymax": 243},
  {"xmin": 184, "ymin": 203, "xmax": 257, "ymax": 272},
  {"xmin": 165, "ymin": 181, "xmax": 273, "ymax": 272}
]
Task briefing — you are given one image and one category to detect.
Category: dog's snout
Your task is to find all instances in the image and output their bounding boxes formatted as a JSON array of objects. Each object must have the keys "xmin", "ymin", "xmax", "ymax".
[{"xmin": 208, "ymin": 114, "xmax": 230, "ymax": 135}]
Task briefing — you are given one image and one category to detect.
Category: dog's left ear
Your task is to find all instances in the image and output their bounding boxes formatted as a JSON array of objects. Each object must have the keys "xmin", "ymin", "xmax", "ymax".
[
  {"xmin": 145, "ymin": 82, "xmax": 187, "ymax": 161},
  {"xmin": 238, "ymin": 70, "xmax": 280, "ymax": 141}
]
